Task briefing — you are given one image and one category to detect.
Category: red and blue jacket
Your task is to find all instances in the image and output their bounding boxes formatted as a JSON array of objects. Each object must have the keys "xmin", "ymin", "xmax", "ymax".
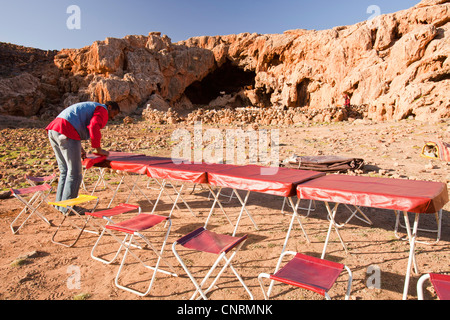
[{"xmin": 46, "ymin": 102, "xmax": 108, "ymax": 149}]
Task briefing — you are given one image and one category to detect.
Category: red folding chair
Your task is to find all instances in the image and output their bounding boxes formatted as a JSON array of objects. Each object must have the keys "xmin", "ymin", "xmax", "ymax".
[
  {"xmin": 258, "ymin": 251, "xmax": 353, "ymax": 300},
  {"xmin": 10, "ymin": 184, "xmax": 53, "ymax": 234},
  {"xmin": 417, "ymin": 273, "xmax": 450, "ymax": 300},
  {"xmin": 25, "ymin": 172, "xmax": 57, "ymax": 187},
  {"xmin": 172, "ymin": 227, "xmax": 254, "ymax": 300},
  {"xmin": 105, "ymin": 213, "xmax": 177, "ymax": 296},
  {"xmin": 85, "ymin": 203, "xmax": 141, "ymax": 264}
]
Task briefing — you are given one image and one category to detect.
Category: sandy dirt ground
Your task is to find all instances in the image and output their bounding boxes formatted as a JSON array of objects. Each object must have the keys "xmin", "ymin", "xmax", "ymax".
[{"xmin": 0, "ymin": 117, "xmax": 449, "ymax": 305}]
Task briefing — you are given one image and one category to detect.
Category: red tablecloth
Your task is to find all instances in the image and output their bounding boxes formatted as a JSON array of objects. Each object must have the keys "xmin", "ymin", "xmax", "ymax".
[
  {"xmin": 208, "ymin": 165, "xmax": 325, "ymax": 197},
  {"xmin": 296, "ymin": 174, "xmax": 448, "ymax": 214}
]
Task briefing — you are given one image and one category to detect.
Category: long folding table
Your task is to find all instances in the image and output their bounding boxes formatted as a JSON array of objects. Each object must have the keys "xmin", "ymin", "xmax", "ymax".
[{"xmin": 296, "ymin": 174, "xmax": 448, "ymax": 299}]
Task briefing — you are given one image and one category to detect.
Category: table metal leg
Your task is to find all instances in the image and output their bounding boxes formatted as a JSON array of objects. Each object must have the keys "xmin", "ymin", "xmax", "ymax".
[
  {"xmin": 281, "ymin": 197, "xmax": 310, "ymax": 255},
  {"xmin": 204, "ymin": 186, "xmax": 233, "ymax": 228},
  {"xmin": 321, "ymin": 202, "xmax": 348, "ymax": 259},
  {"xmin": 232, "ymin": 189, "xmax": 259, "ymax": 236},
  {"xmin": 402, "ymin": 211, "xmax": 420, "ymax": 300}
]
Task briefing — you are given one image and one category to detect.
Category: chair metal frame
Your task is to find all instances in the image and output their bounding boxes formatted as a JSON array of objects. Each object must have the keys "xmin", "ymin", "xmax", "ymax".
[
  {"xmin": 417, "ymin": 273, "xmax": 450, "ymax": 300},
  {"xmin": 172, "ymin": 227, "xmax": 254, "ymax": 300},
  {"xmin": 86, "ymin": 203, "xmax": 141, "ymax": 264},
  {"xmin": 10, "ymin": 184, "xmax": 53, "ymax": 234},
  {"xmin": 48, "ymin": 195, "xmax": 100, "ymax": 248},
  {"xmin": 105, "ymin": 213, "xmax": 178, "ymax": 296},
  {"xmin": 258, "ymin": 251, "xmax": 353, "ymax": 300}
]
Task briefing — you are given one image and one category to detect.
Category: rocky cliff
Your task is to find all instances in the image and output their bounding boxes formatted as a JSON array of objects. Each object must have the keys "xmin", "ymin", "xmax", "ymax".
[{"xmin": 0, "ymin": 0, "xmax": 448, "ymax": 123}]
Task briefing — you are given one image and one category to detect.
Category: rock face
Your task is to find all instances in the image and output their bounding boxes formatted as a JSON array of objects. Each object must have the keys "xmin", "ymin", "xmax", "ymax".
[{"xmin": 0, "ymin": 0, "xmax": 448, "ymax": 122}]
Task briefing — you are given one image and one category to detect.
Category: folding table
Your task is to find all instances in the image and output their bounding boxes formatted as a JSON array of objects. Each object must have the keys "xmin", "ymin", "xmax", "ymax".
[
  {"xmin": 296, "ymin": 174, "xmax": 448, "ymax": 299},
  {"xmin": 145, "ymin": 161, "xmax": 231, "ymax": 222},
  {"xmin": 83, "ymin": 152, "xmax": 167, "ymax": 208},
  {"xmin": 102, "ymin": 153, "xmax": 173, "ymax": 208},
  {"xmin": 81, "ymin": 154, "xmax": 108, "ymax": 193},
  {"xmin": 206, "ymin": 164, "xmax": 325, "ymax": 252}
]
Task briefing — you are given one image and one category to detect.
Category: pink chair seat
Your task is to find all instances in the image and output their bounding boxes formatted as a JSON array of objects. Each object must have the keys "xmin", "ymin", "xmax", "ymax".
[
  {"xmin": 176, "ymin": 227, "xmax": 247, "ymax": 254},
  {"xmin": 172, "ymin": 227, "xmax": 253, "ymax": 300},
  {"xmin": 430, "ymin": 273, "xmax": 450, "ymax": 300},
  {"xmin": 270, "ymin": 253, "xmax": 344, "ymax": 297},
  {"xmin": 87, "ymin": 203, "xmax": 139, "ymax": 218},
  {"xmin": 106, "ymin": 213, "xmax": 168, "ymax": 234}
]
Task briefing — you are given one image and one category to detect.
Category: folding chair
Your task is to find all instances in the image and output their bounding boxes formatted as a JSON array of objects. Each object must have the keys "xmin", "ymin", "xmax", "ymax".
[
  {"xmin": 25, "ymin": 173, "xmax": 57, "ymax": 187},
  {"xmin": 48, "ymin": 195, "xmax": 100, "ymax": 248},
  {"xmin": 10, "ymin": 184, "xmax": 53, "ymax": 234},
  {"xmin": 417, "ymin": 273, "xmax": 450, "ymax": 300},
  {"xmin": 258, "ymin": 251, "xmax": 352, "ymax": 300},
  {"xmin": 172, "ymin": 227, "xmax": 254, "ymax": 300},
  {"xmin": 86, "ymin": 203, "xmax": 141, "ymax": 264},
  {"xmin": 105, "ymin": 212, "xmax": 178, "ymax": 296}
]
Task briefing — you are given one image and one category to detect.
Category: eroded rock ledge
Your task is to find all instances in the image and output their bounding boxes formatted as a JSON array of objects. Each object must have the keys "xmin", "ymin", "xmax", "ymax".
[{"xmin": 0, "ymin": 0, "xmax": 448, "ymax": 123}]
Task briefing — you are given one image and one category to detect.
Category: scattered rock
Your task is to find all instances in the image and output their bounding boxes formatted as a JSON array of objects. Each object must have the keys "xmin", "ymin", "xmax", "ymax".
[
  {"xmin": 0, "ymin": 190, "xmax": 11, "ymax": 199},
  {"xmin": 123, "ymin": 116, "xmax": 134, "ymax": 124}
]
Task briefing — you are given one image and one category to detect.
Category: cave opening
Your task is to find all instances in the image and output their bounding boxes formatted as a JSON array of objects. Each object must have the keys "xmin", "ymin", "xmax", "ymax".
[
  {"xmin": 296, "ymin": 78, "xmax": 311, "ymax": 108},
  {"xmin": 184, "ymin": 59, "xmax": 256, "ymax": 106}
]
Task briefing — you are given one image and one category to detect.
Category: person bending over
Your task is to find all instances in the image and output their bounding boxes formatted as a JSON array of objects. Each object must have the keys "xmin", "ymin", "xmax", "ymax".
[{"xmin": 46, "ymin": 101, "xmax": 120, "ymax": 210}]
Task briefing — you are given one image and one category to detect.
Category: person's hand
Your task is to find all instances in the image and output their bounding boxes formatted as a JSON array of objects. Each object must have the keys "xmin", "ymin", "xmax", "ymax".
[{"xmin": 95, "ymin": 148, "xmax": 110, "ymax": 157}]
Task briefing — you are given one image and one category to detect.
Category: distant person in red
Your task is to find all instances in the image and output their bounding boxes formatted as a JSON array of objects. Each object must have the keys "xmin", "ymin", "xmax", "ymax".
[
  {"xmin": 46, "ymin": 101, "xmax": 120, "ymax": 212},
  {"xmin": 344, "ymin": 94, "xmax": 351, "ymax": 108}
]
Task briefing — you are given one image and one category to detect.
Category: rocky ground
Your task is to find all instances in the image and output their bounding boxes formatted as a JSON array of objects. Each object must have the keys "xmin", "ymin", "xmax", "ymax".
[{"xmin": 0, "ymin": 114, "xmax": 449, "ymax": 303}]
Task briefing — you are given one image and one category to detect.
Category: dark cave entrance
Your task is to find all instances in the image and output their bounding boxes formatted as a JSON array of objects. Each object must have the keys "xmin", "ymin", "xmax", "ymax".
[
  {"xmin": 296, "ymin": 78, "xmax": 311, "ymax": 108},
  {"xmin": 184, "ymin": 59, "xmax": 256, "ymax": 106}
]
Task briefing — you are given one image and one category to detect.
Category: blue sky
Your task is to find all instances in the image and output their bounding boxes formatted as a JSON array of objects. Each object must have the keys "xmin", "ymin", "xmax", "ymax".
[{"xmin": 0, "ymin": 0, "xmax": 418, "ymax": 50}]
